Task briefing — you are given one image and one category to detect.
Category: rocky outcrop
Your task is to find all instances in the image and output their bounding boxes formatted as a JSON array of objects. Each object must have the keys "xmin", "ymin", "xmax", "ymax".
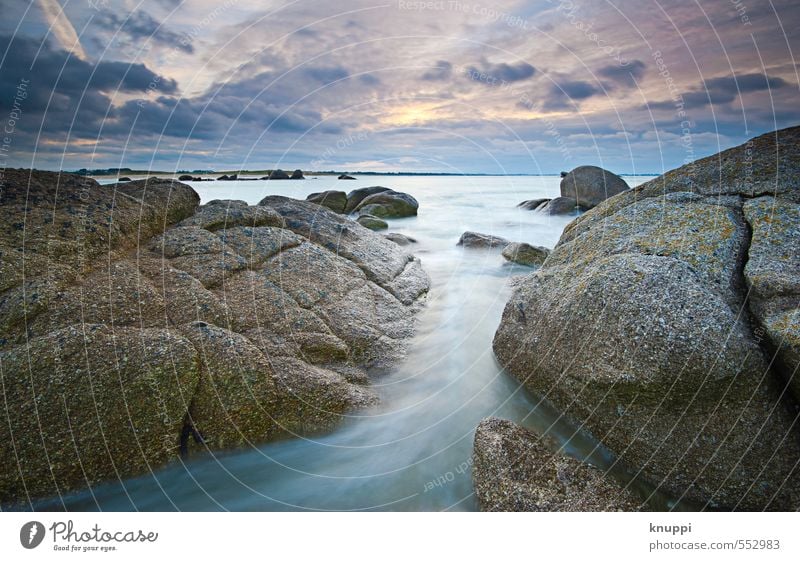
[
  {"xmin": 357, "ymin": 214, "xmax": 388, "ymax": 230},
  {"xmin": 268, "ymin": 169, "xmax": 291, "ymax": 180},
  {"xmin": 306, "ymin": 190, "xmax": 348, "ymax": 214},
  {"xmin": 0, "ymin": 170, "xmax": 429, "ymax": 504},
  {"xmin": 338, "ymin": 174, "xmax": 356, "ymax": 180},
  {"xmin": 291, "ymin": 169, "xmax": 305, "ymax": 179},
  {"xmin": 560, "ymin": 165, "xmax": 629, "ymax": 209},
  {"xmin": 501, "ymin": 242, "xmax": 550, "ymax": 266},
  {"xmin": 344, "ymin": 186, "xmax": 390, "ymax": 213},
  {"xmin": 490, "ymin": 127, "xmax": 800, "ymax": 510},
  {"xmin": 457, "ymin": 231, "xmax": 510, "ymax": 248},
  {"xmin": 473, "ymin": 419, "xmax": 645, "ymax": 511},
  {"xmin": 353, "ymin": 190, "xmax": 419, "ymax": 218}
]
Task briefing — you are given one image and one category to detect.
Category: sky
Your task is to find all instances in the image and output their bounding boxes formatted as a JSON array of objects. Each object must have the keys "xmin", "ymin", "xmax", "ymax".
[{"xmin": 0, "ymin": 0, "xmax": 798, "ymax": 174}]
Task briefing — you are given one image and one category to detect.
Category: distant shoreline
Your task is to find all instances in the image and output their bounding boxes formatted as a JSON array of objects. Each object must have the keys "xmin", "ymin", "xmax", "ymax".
[{"xmin": 74, "ymin": 169, "xmax": 660, "ymax": 178}]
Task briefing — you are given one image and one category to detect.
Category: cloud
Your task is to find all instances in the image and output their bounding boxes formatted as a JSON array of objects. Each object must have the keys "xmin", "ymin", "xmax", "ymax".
[
  {"xmin": 96, "ymin": 10, "xmax": 194, "ymax": 54},
  {"xmin": 465, "ymin": 59, "xmax": 536, "ymax": 83},
  {"xmin": 421, "ymin": 61, "xmax": 453, "ymax": 81},
  {"xmin": 36, "ymin": 0, "xmax": 87, "ymax": 59},
  {"xmin": 646, "ymin": 72, "xmax": 789, "ymax": 110},
  {"xmin": 597, "ymin": 60, "xmax": 646, "ymax": 88}
]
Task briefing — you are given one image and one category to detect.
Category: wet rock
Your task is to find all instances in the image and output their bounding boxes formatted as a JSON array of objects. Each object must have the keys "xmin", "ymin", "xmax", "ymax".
[
  {"xmin": 518, "ymin": 198, "xmax": 549, "ymax": 211},
  {"xmin": 306, "ymin": 190, "xmax": 348, "ymax": 213},
  {"xmin": 353, "ymin": 190, "xmax": 418, "ymax": 218},
  {"xmin": 501, "ymin": 242, "xmax": 550, "ymax": 266},
  {"xmin": 344, "ymin": 186, "xmax": 391, "ymax": 213},
  {"xmin": 538, "ymin": 196, "xmax": 577, "ymax": 215},
  {"xmin": 118, "ymin": 176, "xmax": 131, "ymax": 181},
  {"xmin": 560, "ymin": 165, "xmax": 629, "ymax": 209},
  {"xmin": 338, "ymin": 174, "xmax": 356, "ymax": 180},
  {"xmin": 357, "ymin": 214, "xmax": 388, "ymax": 230},
  {"xmin": 384, "ymin": 233, "xmax": 417, "ymax": 246},
  {"xmin": 473, "ymin": 418, "xmax": 645, "ymax": 511},
  {"xmin": 457, "ymin": 231, "xmax": 510, "ymax": 248},
  {"xmin": 493, "ymin": 127, "xmax": 800, "ymax": 510}
]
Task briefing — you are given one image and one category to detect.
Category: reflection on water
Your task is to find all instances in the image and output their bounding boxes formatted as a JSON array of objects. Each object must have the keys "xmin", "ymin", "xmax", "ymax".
[{"xmin": 37, "ymin": 175, "xmax": 672, "ymax": 512}]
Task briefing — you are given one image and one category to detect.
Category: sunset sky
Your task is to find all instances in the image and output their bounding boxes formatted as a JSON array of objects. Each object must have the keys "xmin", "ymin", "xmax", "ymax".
[{"xmin": 1, "ymin": 0, "xmax": 798, "ymax": 173}]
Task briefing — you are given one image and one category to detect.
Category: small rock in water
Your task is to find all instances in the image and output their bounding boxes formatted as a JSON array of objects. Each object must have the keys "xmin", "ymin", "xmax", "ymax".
[
  {"xmin": 457, "ymin": 231, "xmax": 510, "ymax": 248},
  {"xmin": 501, "ymin": 242, "xmax": 550, "ymax": 266}
]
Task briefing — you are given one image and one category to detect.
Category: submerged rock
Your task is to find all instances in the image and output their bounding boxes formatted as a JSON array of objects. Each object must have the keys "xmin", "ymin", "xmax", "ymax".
[
  {"xmin": 457, "ymin": 231, "xmax": 510, "ymax": 248},
  {"xmin": 473, "ymin": 419, "xmax": 645, "ymax": 511},
  {"xmin": 492, "ymin": 127, "xmax": 800, "ymax": 510},
  {"xmin": 357, "ymin": 214, "xmax": 388, "ymax": 230},
  {"xmin": 501, "ymin": 242, "xmax": 550, "ymax": 266},
  {"xmin": 0, "ymin": 170, "xmax": 429, "ymax": 504},
  {"xmin": 306, "ymin": 190, "xmax": 348, "ymax": 213},
  {"xmin": 560, "ymin": 165, "xmax": 629, "ymax": 209}
]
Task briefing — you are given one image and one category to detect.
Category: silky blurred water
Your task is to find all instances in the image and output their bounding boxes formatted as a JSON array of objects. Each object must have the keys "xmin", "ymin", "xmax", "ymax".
[{"xmin": 41, "ymin": 175, "xmax": 651, "ymax": 511}]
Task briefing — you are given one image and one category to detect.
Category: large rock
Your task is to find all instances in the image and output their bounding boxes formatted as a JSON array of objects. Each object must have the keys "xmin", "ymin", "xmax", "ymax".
[
  {"xmin": 492, "ymin": 127, "xmax": 800, "ymax": 511},
  {"xmin": 473, "ymin": 419, "xmax": 645, "ymax": 511},
  {"xmin": 353, "ymin": 190, "xmax": 419, "ymax": 218},
  {"xmin": 306, "ymin": 190, "xmax": 348, "ymax": 213},
  {"xmin": 501, "ymin": 242, "xmax": 550, "ymax": 266},
  {"xmin": 457, "ymin": 231, "xmax": 510, "ymax": 248},
  {"xmin": 560, "ymin": 165, "xmax": 629, "ymax": 209},
  {"xmin": 0, "ymin": 170, "xmax": 429, "ymax": 505},
  {"xmin": 291, "ymin": 169, "xmax": 305, "ymax": 179}
]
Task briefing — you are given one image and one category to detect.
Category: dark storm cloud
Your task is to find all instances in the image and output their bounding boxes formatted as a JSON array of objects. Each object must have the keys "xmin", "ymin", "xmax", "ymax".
[
  {"xmin": 96, "ymin": 10, "xmax": 193, "ymax": 53},
  {"xmin": 465, "ymin": 60, "xmax": 536, "ymax": 83},
  {"xmin": 597, "ymin": 60, "xmax": 646, "ymax": 88},
  {"xmin": 542, "ymin": 79, "xmax": 605, "ymax": 110},
  {"xmin": 421, "ymin": 61, "xmax": 453, "ymax": 81},
  {"xmin": 647, "ymin": 73, "xmax": 789, "ymax": 110},
  {"xmin": 0, "ymin": 34, "xmax": 176, "ymax": 112}
]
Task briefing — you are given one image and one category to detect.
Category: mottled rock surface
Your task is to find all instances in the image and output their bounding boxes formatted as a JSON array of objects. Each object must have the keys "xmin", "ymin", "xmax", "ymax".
[
  {"xmin": 0, "ymin": 170, "xmax": 429, "ymax": 504},
  {"xmin": 473, "ymin": 419, "xmax": 644, "ymax": 511},
  {"xmin": 492, "ymin": 127, "xmax": 800, "ymax": 511}
]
